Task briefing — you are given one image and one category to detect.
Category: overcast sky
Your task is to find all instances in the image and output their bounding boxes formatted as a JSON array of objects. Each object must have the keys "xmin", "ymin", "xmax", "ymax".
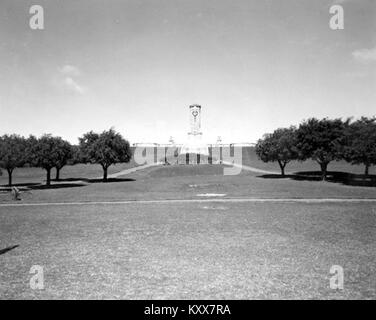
[{"xmin": 0, "ymin": 0, "xmax": 375, "ymax": 144}]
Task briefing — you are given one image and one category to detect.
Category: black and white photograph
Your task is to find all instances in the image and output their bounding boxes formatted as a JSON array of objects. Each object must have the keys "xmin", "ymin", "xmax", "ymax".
[{"xmin": 0, "ymin": 0, "xmax": 375, "ymax": 304}]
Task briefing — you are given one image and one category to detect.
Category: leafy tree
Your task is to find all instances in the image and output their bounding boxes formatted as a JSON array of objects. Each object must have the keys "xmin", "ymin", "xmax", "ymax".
[
  {"xmin": 67, "ymin": 145, "xmax": 82, "ymax": 165},
  {"xmin": 255, "ymin": 127, "xmax": 298, "ymax": 176},
  {"xmin": 53, "ymin": 139, "xmax": 73, "ymax": 180},
  {"xmin": 79, "ymin": 129, "xmax": 131, "ymax": 181},
  {"xmin": 0, "ymin": 134, "xmax": 27, "ymax": 186},
  {"xmin": 30, "ymin": 135, "xmax": 63, "ymax": 186},
  {"xmin": 343, "ymin": 117, "xmax": 376, "ymax": 176},
  {"xmin": 296, "ymin": 118, "xmax": 349, "ymax": 181}
]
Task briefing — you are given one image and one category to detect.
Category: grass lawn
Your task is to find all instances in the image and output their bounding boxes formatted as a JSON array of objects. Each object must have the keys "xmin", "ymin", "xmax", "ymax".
[
  {"xmin": 0, "ymin": 160, "xmax": 140, "ymax": 187},
  {"xmin": 0, "ymin": 148, "xmax": 375, "ymax": 299},
  {"xmin": 1, "ymin": 147, "xmax": 375, "ymax": 189},
  {"xmin": 0, "ymin": 163, "xmax": 375, "ymax": 204},
  {"xmin": 1, "ymin": 202, "xmax": 375, "ymax": 299}
]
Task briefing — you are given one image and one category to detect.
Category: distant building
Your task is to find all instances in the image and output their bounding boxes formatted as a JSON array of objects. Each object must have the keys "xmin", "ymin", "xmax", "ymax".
[{"xmin": 133, "ymin": 104, "xmax": 256, "ymax": 164}]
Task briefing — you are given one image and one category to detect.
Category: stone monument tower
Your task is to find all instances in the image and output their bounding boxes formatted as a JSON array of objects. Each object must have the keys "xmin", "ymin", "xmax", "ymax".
[
  {"xmin": 189, "ymin": 104, "xmax": 202, "ymax": 136},
  {"xmin": 180, "ymin": 104, "xmax": 209, "ymax": 162}
]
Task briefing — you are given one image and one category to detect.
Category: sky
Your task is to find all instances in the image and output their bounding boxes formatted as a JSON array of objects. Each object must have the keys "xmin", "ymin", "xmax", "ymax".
[{"xmin": 0, "ymin": 0, "xmax": 375, "ymax": 145}]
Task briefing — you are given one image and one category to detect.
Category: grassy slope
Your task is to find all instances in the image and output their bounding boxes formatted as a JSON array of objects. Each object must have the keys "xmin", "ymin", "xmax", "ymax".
[
  {"xmin": 0, "ymin": 147, "xmax": 375, "ymax": 204},
  {"xmin": 2, "ymin": 146, "xmax": 374, "ymax": 187}
]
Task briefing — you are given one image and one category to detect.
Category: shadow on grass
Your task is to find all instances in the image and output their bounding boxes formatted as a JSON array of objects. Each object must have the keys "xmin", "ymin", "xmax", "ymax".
[
  {"xmin": 1, "ymin": 182, "xmax": 41, "ymax": 187},
  {"xmin": 0, "ymin": 245, "xmax": 19, "ymax": 256},
  {"xmin": 258, "ymin": 171, "xmax": 376, "ymax": 187},
  {"xmin": 29, "ymin": 183, "xmax": 87, "ymax": 190},
  {"xmin": 88, "ymin": 178, "xmax": 136, "ymax": 183},
  {"xmin": 258, "ymin": 174, "xmax": 298, "ymax": 180},
  {"xmin": 1, "ymin": 177, "xmax": 136, "ymax": 192},
  {"xmin": 53, "ymin": 178, "xmax": 136, "ymax": 183}
]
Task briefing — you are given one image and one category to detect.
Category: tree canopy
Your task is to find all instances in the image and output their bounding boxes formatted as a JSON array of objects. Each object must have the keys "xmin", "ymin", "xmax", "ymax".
[
  {"xmin": 255, "ymin": 127, "xmax": 298, "ymax": 176},
  {"xmin": 53, "ymin": 138, "xmax": 73, "ymax": 180},
  {"xmin": 30, "ymin": 134, "xmax": 67, "ymax": 185},
  {"xmin": 343, "ymin": 117, "xmax": 376, "ymax": 176},
  {"xmin": 296, "ymin": 118, "xmax": 349, "ymax": 180},
  {"xmin": 0, "ymin": 134, "xmax": 28, "ymax": 186},
  {"xmin": 79, "ymin": 128, "xmax": 132, "ymax": 181}
]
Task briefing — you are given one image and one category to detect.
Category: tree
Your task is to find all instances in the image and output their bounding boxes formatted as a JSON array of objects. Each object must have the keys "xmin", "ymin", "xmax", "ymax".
[
  {"xmin": 53, "ymin": 139, "xmax": 73, "ymax": 180},
  {"xmin": 296, "ymin": 118, "xmax": 349, "ymax": 181},
  {"xmin": 343, "ymin": 117, "xmax": 376, "ymax": 176},
  {"xmin": 30, "ymin": 135, "xmax": 63, "ymax": 186},
  {"xmin": 79, "ymin": 128, "xmax": 132, "ymax": 181},
  {"xmin": 67, "ymin": 145, "xmax": 82, "ymax": 165},
  {"xmin": 255, "ymin": 127, "xmax": 298, "ymax": 176},
  {"xmin": 0, "ymin": 134, "xmax": 27, "ymax": 186}
]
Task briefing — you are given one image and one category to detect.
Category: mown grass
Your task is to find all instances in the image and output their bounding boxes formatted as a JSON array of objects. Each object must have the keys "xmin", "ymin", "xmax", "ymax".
[
  {"xmin": 0, "ymin": 148, "xmax": 375, "ymax": 299},
  {"xmin": 1, "ymin": 202, "xmax": 375, "ymax": 299},
  {"xmin": 1, "ymin": 161, "xmax": 376, "ymax": 204},
  {"xmin": 1, "ymin": 147, "xmax": 374, "ymax": 188}
]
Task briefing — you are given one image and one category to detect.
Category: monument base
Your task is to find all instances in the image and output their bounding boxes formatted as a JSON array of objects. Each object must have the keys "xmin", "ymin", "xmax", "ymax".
[
  {"xmin": 176, "ymin": 153, "xmax": 211, "ymax": 165},
  {"xmin": 179, "ymin": 145, "xmax": 209, "ymax": 156},
  {"xmin": 179, "ymin": 134, "xmax": 209, "ymax": 165}
]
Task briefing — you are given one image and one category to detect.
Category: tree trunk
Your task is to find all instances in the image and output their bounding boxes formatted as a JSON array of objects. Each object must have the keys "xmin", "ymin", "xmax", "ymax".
[
  {"xmin": 319, "ymin": 162, "xmax": 328, "ymax": 181},
  {"xmin": 103, "ymin": 166, "xmax": 108, "ymax": 181},
  {"xmin": 365, "ymin": 164, "xmax": 370, "ymax": 177},
  {"xmin": 7, "ymin": 168, "xmax": 13, "ymax": 186},
  {"xmin": 277, "ymin": 160, "xmax": 286, "ymax": 177},
  {"xmin": 46, "ymin": 168, "xmax": 51, "ymax": 186},
  {"xmin": 55, "ymin": 167, "xmax": 60, "ymax": 181}
]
